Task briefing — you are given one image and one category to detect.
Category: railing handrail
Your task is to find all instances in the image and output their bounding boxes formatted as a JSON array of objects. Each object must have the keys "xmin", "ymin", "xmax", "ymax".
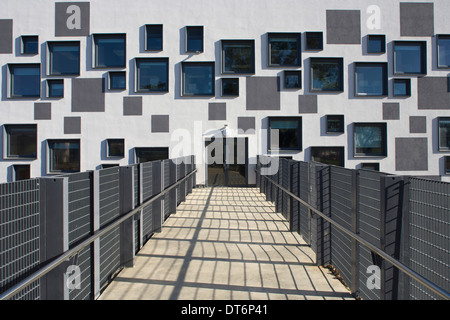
[
  {"xmin": 0, "ymin": 168, "xmax": 197, "ymax": 301},
  {"xmin": 259, "ymin": 169, "xmax": 450, "ymax": 300}
]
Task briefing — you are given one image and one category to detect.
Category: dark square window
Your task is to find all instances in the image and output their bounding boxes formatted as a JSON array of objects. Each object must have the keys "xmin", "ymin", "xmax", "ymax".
[
  {"xmin": 367, "ymin": 35, "xmax": 386, "ymax": 54},
  {"xmin": 305, "ymin": 32, "xmax": 323, "ymax": 51},
  {"xmin": 135, "ymin": 147, "xmax": 169, "ymax": 163},
  {"xmin": 48, "ymin": 41, "xmax": 80, "ymax": 75},
  {"xmin": 136, "ymin": 58, "xmax": 169, "ymax": 93},
  {"xmin": 48, "ymin": 139, "xmax": 80, "ymax": 173},
  {"xmin": 310, "ymin": 58, "xmax": 344, "ymax": 92},
  {"xmin": 8, "ymin": 64, "xmax": 41, "ymax": 98},
  {"xmin": 393, "ymin": 41, "xmax": 427, "ymax": 75},
  {"xmin": 268, "ymin": 33, "xmax": 301, "ymax": 67},
  {"xmin": 13, "ymin": 164, "xmax": 31, "ymax": 181},
  {"xmin": 146, "ymin": 25, "xmax": 163, "ymax": 51},
  {"xmin": 445, "ymin": 156, "xmax": 450, "ymax": 174},
  {"xmin": 361, "ymin": 163, "xmax": 380, "ymax": 171},
  {"xmin": 47, "ymin": 79, "xmax": 64, "ymax": 98},
  {"xmin": 4, "ymin": 124, "xmax": 37, "ymax": 159},
  {"xmin": 393, "ymin": 78, "xmax": 411, "ymax": 97},
  {"xmin": 221, "ymin": 40, "xmax": 255, "ymax": 74},
  {"xmin": 284, "ymin": 70, "xmax": 302, "ymax": 89},
  {"xmin": 221, "ymin": 78, "xmax": 239, "ymax": 96},
  {"xmin": 94, "ymin": 34, "xmax": 126, "ymax": 68},
  {"xmin": 182, "ymin": 62, "xmax": 215, "ymax": 96},
  {"xmin": 311, "ymin": 147, "xmax": 345, "ymax": 167},
  {"xmin": 437, "ymin": 35, "xmax": 450, "ymax": 68},
  {"xmin": 107, "ymin": 139, "xmax": 125, "ymax": 158},
  {"xmin": 268, "ymin": 117, "xmax": 302, "ymax": 151},
  {"xmin": 326, "ymin": 115, "xmax": 345, "ymax": 134},
  {"xmin": 354, "ymin": 123, "xmax": 387, "ymax": 157},
  {"xmin": 354, "ymin": 62, "xmax": 388, "ymax": 96},
  {"xmin": 21, "ymin": 36, "xmax": 38, "ymax": 55},
  {"xmin": 109, "ymin": 71, "xmax": 126, "ymax": 90},
  {"xmin": 186, "ymin": 26, "xmax": 204, "ymax": 53},
  {"xmin": 438, "ymin": 117, "xmax": 450, "ymax": 151}
]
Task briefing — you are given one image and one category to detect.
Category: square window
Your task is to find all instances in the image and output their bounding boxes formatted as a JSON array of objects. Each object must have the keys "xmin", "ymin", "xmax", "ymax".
[
  {"xmin": 21, "ymin": 36, "xmax": 38, "ymax": 55},
  {"xmin": 393, "ymin": 41, "xmax": 427, "ymax": 75},
  {"xmin": 305, "ymin": 32, "xmax": 323, "ymax": 51},
  {"xmin": 438, "ymin": 117, "xmax": 450, "ymax": 151},
  {"xmin": 47, "ymin": 79, "xmax": 64, "ymax": 98},
  {"xmin": 107, "ymin": 139, "xmax": 125, "ymax": 158},
  {"xmin": 268, "ymin": 117, "xmax": 302, "ymax": 151},
  {"xmin": 4, "ymin": 124, "xmax": 37, "ymax": 159},
  {"xmin": 94, "ymin": 34, "xmax": 126, "ymax": 68},
  {"xmin": 48, "ymin": 139, "xmax": 80, "ymax": 173},
  {"xmin": 268, "ymin": 33, "xmax": 301, "ymax": 67},
  {"xmin": 445, "ymin": 156, "xmax": 450, "ymax": 174},
  {"xmin": 310, "ymin": 58, "xmax": 344, "ymax": 92},
  {"xmin": 393, "ymin": 78, "xmax": 411, "ymax": 97},
  {"xmin": 48, "ymin": 41, "xmax": 80, "ymax": 75},
  {"xmin": 221, "ymin": 40, "xmax": 255, "ymax": 74},
  {"xmin": 284, "ymin": 70, "xmax": 302, "ymax": 89},
  {"xmin": 13, "ymin": 164, "xmax": 31, "ymax": 181},
  {"xmin": 182, "ymin": 62, "xmax": 215, "ymax": 96},
  {"xmin": 221, "ymin": 78, "xmax": 239, "ymax": 96},
  {"xmin": 354, "ymin": 62, "xmax": 388, "ymax": 96},
  {"xmin": 146, "ymin": 25, "xmax": 163, "ymax": 51},
  {"xmin": 186, "ymin": 26, "xmax": 204, "ymax": 53},
  {"xmin": 135, "ymin": 58, "xmax": 169, "ymax": 93},
  {"xmin": 437, "ymin": 35, "xmax": 450, "ymax": 68},
  {"xmin": 326, "ymin": 115, "xmax": 345, "ymax": 134},
  {"xmin": 354, "ymin": 123, "xmax": 387, "ymax": 157},
  {"xmin": 361, "ymin": 163, "xmax": 380, "ymax": 171},
  {"xmin": 367, "ymin": 35, "xmax": 386, "ymax": 54},
  {"xmin": 8, "ymin": 64, "xmax": 41, "ymax": 98},
  {"xmin": 109, "ymin": 71, "xmax": 126, "ymax": 90},
  {"xmin": 135, "ymin": 147, "xmax": 169, "ymax": 163},
  {"xmin": 311, "ymin": 147, "xmax": 345, "ymax": 167}
]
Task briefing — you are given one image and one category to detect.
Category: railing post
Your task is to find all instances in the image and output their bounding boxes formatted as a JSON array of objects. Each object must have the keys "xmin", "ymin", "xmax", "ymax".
[
  {"xmin": 351, "ymin": 170, "xmax": 359, "ymax": 296},
  {"xmin": 92, "ymin": 170, "xmax": 101, "ymax": 299},
  {"xmin": 119, "ymin": 166, "xmax": 135, "ymax": 268}
]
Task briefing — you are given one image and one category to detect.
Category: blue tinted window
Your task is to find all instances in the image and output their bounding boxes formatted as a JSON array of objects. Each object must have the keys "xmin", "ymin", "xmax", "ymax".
[
  {"xmin": 109, "ymin": 72, "xmax": 126, "ymax": 90},
  {"xmin": 367, "ymin": 35, "xmax": 386, "ymax": 53},
  {"xmin": 268, "ymin": 33, "xmax": 301, "ymax": 67},
  {"xmin": 394, "ymin": 41, "xmax": 426, "ymax": 75},
  {"xmin": 136, "ymin": 58, "xmax": 169, "ymax": 92},
  {"xmin": 222, "ymin": 40, "xmax": 255, "ymax": 74},
  {"xmin": 48, "ymin": 79, "xmax": 64, "ymax": 97},
  {"xmin": 146, "ymin": 25, "xmax": 163, "ymax": 51},
  {"xmin": 94, "ymin": 35, "xmax": 126, "ymax": 68},
  {"xmin": 221, "ymin": 78, "xmax": 239, "ymax": 96},
  {"xmin": 438, "ymin": 117, "xmax": 450, "ymax": 151},
  {"xmin": 5, "ymin": 124, "xmax": 37, "ymax": 158},
  {"xmin": 182, "ymin": 62, "xmax": 215, "ymax": 96},
  {"xmin": 354, "ymin": 123, "xmax": 387, "ymax": 156},
  {"xmin": 284, "ymin": 70, "xmax": 302, "ymax": 89},
  {"xmin": 437, "ymin": 35, "xmax": 450, "ymax": 68},
  {"xmin": 305, "ymin": 32, "xmax": 323, "ymax": 51},
  {"xmin": 393, "ymin": 79, "xmax": 411, "ymax": 97},
  {"xmin": 22, "ymin": 36, "xmax": 38, "ymax": 54},
  {"xmin": 355, "ymin": 63, "xmax": 387, "ymax": 96},
  {"xmin": 311, "ymin": 58, "xmax": 343, "ymax": 92},
  {"xmin": 9, "ymin": 64, "xmax": 41, "ymax": 98},
  {"xmin": 186, "ymin": 26, "xmax": 204, "ymax": 52},
  {"xmin": 48, "ymin": 42, "xmax": 80, "ymax": 75}
]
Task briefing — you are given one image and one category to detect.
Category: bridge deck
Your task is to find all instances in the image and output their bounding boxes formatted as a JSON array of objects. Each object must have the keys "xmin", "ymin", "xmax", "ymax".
[{"xmin": 99, "ymin": 187, "xmax": 353, "ymax": 300}]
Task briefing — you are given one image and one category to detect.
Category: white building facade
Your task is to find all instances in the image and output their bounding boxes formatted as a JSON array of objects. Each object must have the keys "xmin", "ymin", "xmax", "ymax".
[{"xmin": 1, "ymin": 0, "xmax": 450, "ymax": 184}]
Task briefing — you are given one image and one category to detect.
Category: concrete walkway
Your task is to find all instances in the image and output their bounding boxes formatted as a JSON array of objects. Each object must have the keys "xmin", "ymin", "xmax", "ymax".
[{"xmin": 99, "ymin": 187, "xmax": 354, "ymax": 300}]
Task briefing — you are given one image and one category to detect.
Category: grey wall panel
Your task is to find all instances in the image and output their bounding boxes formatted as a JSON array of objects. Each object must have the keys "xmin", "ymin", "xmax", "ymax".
[
  {"xmin": 34, "ymin": 103, "xmax": 52, "ymax": 120},
  {"xmin": 151, "ymin": 115, "xmax": 169, "ymax": 132},
  {"xmin": 64, "ymin": 117, "xmax": 81, "ymax": 134},
  {"xmin": 208, "ymin": 102, "xmax": 226, "ymax": 120},
  {"xmin": 418, "ymin": 77, "xmax": 450, "ymax": 110},
  {"xmin": 237, "ymin": 117, "xmax": 255, "ymax": 133},
  {"xmin": 246, "ymin": 76, "xmax": 280, "ymax": 110},
  {"xmin": 55, "ymin": 2, "xmax": 90, "ymax": 37},
  {"xmin": 298, "ymin": 95, "xmax": 318, "ymax": 114},
  {"xmin": 123, "ymin": 96, "xmax": 142, "ymax": 116},
  {"xmin": 72, "ymin": 78, "xmax": 105, "ymax": 112},
  {"xmin": 326, "ymin": 10, "xmax": 361, "ymax": 44},
  {"xmin": 0, "ymin": 20, "xmax": 13, "ymax": 54},
  {"xmin": 400, "ymin": 3, "xmax": 434, "ymax": 37},
  {"xmin": 395, "ymin": 138, "xmax": 428, "ymax": 171},
  {"xmin": 383, "ymin": 103, "xmax": 400, "ymax": 120},
  {"xmin": 409, "ymin": 116, "xmax": 427, "ymax": 133}
]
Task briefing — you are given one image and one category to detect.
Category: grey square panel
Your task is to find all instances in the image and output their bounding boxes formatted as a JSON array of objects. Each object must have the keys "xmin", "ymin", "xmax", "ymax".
[
  {"xmin": 123, "ymin": 96, "xmax": 142, "ymax": 116},
  {"xmin": 246, "ymin": 77, "xmax": 280, "ymax": 110},
  {"xmin": 326, "ymin": 10, "xmax": 361, "ymax": 45},
  {"xmin": 0, "ymin": 20, "xmax": 13, "ymax": 54},
  {"xmin": 209, "ymin": 103, "xmax": 226, "ymax": 120},
  {"xmin": 72, "ymin": 78, "xmax": 105, "ymax": 112},
  {"xmin": 298, "ymin": 95, "xmax": 318, "ymax": 113},
  {"xmin": 55, "ymin": 2, "xmax": 90, "ymax": 36},
  {"xmin": 152, "ymin": 115, "xmax": 169, "ymax": 133},
  {"xmin": 409, "ymin": 116, "xmax": 427, "ymax": 133},
  {"xmin": 34, "ymin": 103, "xmax": 52, "ymax": 120},
  {"xmin": 238, "ymin": 117, "xmax": 256, "ymax": 133},
  {"xmin": 400, "ymin": 3, "xmax": 434, "ymax": 37},
  {"xmin": 383, "ymin": 103, "xmax": 400, "ymax": 120},
  {"xmin": 395, "ymin": 138, "xmax": 428, "ymax": 171},
  {"xmin": 64, "ymin": 117, "xmax": 81, "ymax": 134},
  {"xmin": 418, "ymin": 77, "xmax": 450, "ymax": 110}
]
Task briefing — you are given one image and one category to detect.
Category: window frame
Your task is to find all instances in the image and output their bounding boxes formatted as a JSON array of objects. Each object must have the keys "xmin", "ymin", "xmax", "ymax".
[
  {"xmin": 186, "ymin": 26, "xmax": 204, "ymax": 53},
  {"xmin": 438, "ymin": 117, "xmax": 450, "ymax": 152},
  {"xmin": 267, "ymin": 32, "xmax": 301, "ymax": 67},
  {"xmin": 445, "ymin": 156, "xmax": 450, "ymax": 175},
  {"xmin": 108, "ymin": 71, "xmax": 126, "ymax": 91},
  {"xmin": 284, "ymin": 70, "xmax": 302, "ymax": 89},
  {"xmin": 393, "ymin": 41, "xmax": 427, "ymax": 75},
  {"xmin": 3, "ymin": 124, "xmax": 38, "ymax": 160},
  {"xmin": 145, "ymin": 24, "xmax": 163, "ymax": 51},
  {"xmin": 268, "ymin": 117, "xmax": 302, "ymax": 152},
  {"xmin": 7, "ymin": 63, "xmax": 41, "ymax": 99},
  {"xmin": 393, "ymin": 78, "xmax": 411, "ymax": 97},
  {"xmin": 12, "ymin": 164, "xmax": 31, "ymax": 181},
  {"xmin": 221, "ymin": 40, "xmax": 255, "ymax": 74},
  {"xmin": 47, "ymin": 41, "xmax": 81, "ymax": 76},
  {"xmin": 437, "ymin": 34, "xmax": 450, "ymax": 69},
  {"xmin": 310, "ymin": 57, "xmax": 344, "ymax": 92},
  {"xmin": 326, "ymin": 115, "xmax": 345, "ymax": 134},
  {"xmin": 21, "ymin": 35, "xmax": 39, "ymax": 55},
  {"xmin": 305, "ymin": 32, "xmax": 323, "ymax": 51},
  {"xmin": 354, "ymin": 62, "xmax": 388, "ymax": 97},
  {"xmin": 106, "ymin": 139, "xmax": 125, "ymax": 158},
  {"xmin": 135, "ymin": 57, "xmax": 169, "ymax": 93},
  {"xmin": 221, "ymin": 78, "xmax": 239, "ymax": 97},
  {"xmin": 360, "ymin": 163, "xmax": 380, "ymax": 171},
  {"xmin": 135, "ymin": 147, "xmax": 169, "ymax": 164},
  {"xmin": 353, "ymin": 122, "xmax": 387, "ymax": 157},
  {"xmin": 46, "ymin": 79, "xmax": 64, "ymax": 98},
  {"xmin": 93, "ymin": 34, "xmax": 126, "ymax": 69},
  {"xmin": 310, "ymin": 146, "xmax": 345, "ymax": 167},
  {"xmin": 47, "ymin": 139, "xmax": 81, "ymax": 174},
  {"xmin": 367, "ymin": 35, "xmax": 386, "ymax": 54},
  {"xmin": 181, "ymin": 61, "xmax": 215, "ymax": 97}
]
